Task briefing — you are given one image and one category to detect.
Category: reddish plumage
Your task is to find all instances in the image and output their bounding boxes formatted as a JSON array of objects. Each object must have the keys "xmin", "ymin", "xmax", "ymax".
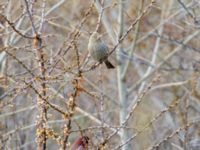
[{"xmin": 70, "ymin": 136, "xmax": 89, "ymax": 150}]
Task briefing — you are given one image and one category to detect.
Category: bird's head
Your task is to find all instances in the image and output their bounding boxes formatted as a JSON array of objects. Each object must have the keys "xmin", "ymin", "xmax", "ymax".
[{"xmin": 89, "ymin": 32, "xmax": 102, "ymax": 42}]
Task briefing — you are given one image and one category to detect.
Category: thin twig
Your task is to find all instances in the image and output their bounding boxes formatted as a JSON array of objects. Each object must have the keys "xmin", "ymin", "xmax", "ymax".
[{"xmin": 0, "ymin": 14, "xmax": 34, "ymax": 39}]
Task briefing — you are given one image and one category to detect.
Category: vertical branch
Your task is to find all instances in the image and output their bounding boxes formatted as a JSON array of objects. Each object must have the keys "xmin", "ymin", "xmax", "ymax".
[
  {"xmin": 24, "ymin": 0, "xmax": 37, "ymax": 34},
  {"xmin": 0, "ymin": 0, "xmax": 12, "ymax": 91},
  {"xmin": 95, "ymin": 0, "xmax": 106, "ymax": 142},
  {"xmin": 99, "ymin": 65, "xmax": 105, "ymax": 140},
  {"xmin": 95, "ymin": 0, "xmax": 105, "ymax": 32},
  {"xmin": 121, "ymin": 0, "xmax": 144, "ymax": 78},
  {"xmin": 183, "ymin": 95, "xmax": 189, "ymax": 150},
  {"xmin": 38, "ymin": 0, "xmax": 46, "ymax": 33},
  {"xmin": 61, "ymin": 78, "xmax": 79, "ymax": 149},
  {"xmin": 132, "ymin": 0, "xmax": 170, "ymax": 101},
  {"xmin": 33, "ymin": 35, "xmax": 48, "ymax": 150},
  {"xmin": 61, "ymin": 42, "xmax": 81, "ymax": 150},
  {"xmin": 24, "ymin": 0, "xmax": 48, "ymax": 148},
  {"xmin": 117, "ymin": 0, "xmax": 130, "ymax": 149},
  {"xmin": 74, "ymin": 42, "xmax": 81, "ymax": 75}
]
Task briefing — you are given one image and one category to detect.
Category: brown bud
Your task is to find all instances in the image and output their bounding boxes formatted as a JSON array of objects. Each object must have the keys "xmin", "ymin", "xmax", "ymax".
[{"xmin": 33, "ymin": 34, "xmax": 42, "ymax": 49}]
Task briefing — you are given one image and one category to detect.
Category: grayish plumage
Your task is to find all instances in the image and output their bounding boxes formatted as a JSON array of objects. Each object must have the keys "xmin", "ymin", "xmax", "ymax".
[{"xmin": 88, "ymin": 32, "xmax": 115, "ymax": 69}]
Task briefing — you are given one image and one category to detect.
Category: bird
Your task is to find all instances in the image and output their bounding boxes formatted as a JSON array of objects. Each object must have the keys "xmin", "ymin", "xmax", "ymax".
[
  {"xmin": 88, "ymin": 32, "xmax": 115, "ymax": 69},
  {"xmin": 70, "ymin": 136, "xmax": 89, "ymax": 150}
]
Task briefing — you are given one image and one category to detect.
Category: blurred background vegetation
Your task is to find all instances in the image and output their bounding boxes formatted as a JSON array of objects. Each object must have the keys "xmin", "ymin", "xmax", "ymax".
[{"xmin": 0, "ymin": 0, "xmax": 200, "ymax": 149}]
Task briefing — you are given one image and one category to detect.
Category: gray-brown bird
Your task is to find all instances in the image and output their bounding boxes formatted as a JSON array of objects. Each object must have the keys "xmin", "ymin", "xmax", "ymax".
[{"xmin": 88, "ymin": 32, "xmax": 115, "ymax": 69}]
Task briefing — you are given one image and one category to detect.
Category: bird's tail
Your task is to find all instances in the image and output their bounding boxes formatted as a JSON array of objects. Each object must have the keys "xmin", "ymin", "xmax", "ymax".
[{"xmin": 104, "ymin": 60, "xmax": 115, "ymax": 69}]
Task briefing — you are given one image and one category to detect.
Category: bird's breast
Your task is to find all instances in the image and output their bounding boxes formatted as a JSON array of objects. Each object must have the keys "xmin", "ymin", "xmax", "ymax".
[{"xmin": 88, "ymin": 42, "xmax": 108, "ymax": 62}]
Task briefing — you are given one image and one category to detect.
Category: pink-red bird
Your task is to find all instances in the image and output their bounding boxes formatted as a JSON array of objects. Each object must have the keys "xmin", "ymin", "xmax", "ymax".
[{"xmin": 70, "ymin": 136, "xmax": 89, "ymax": 150}]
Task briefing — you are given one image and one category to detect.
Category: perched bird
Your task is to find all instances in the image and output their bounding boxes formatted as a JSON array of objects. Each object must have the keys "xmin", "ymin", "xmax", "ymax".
[
  {"xmin": 88, "ymin": 32, "xmax": 115, "ymax": 69},
  {"xmin": 70, "ymin": 136, "xmax": 89, "ymax": 150}
]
